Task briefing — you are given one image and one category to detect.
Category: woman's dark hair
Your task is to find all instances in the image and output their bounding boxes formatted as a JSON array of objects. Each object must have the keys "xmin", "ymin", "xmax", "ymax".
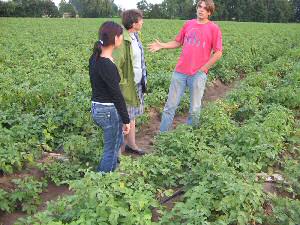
[
  {"xmin": 90, "ymin": 21, "xmax": 123, "ymax": 62},
  {"xmin": 122, "ymin": 9, "xmax": 143, "ymax": 30}
]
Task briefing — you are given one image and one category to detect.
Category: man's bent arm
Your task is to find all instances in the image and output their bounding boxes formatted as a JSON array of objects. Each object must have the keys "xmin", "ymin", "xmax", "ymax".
[{"xmin": 200, "ymin": 51, "xmax": 222, "ymax": 73}]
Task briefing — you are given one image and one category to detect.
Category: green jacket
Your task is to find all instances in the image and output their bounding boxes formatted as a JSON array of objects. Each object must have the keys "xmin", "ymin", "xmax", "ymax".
[{"xmin": 113, "ymin": 28, "xmax": 140, "ymax": 107}]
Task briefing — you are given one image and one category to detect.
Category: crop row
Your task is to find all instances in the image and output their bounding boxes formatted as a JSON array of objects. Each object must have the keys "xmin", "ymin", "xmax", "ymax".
[
  {"xmin": 1, "ymin": 19, "xmax": 299, "ymax": 175},
  {"xmin": 13, "ymin": 42, "xmax": 300, "ymax": 224}
]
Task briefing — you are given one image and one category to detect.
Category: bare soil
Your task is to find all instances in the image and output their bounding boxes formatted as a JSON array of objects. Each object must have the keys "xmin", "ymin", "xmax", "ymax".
[
  {"xmin": 0, "ymin": 182, "xmax": 72, "ymax": 225},
  {"xmin": 0, "ymin": 160, "xmax": 73, "ymax": 225}
]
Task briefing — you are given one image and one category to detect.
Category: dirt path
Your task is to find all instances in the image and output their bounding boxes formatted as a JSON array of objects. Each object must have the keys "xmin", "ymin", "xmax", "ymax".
[
  {"xmin": 0, "ymin": 161, "xmax": 73, "ymax": 225},
  {"xmin": 135, "ymin": 79, "xmax": 236, "ymax": 153},
  {"xmin": 0, "ymin": 182, "xmax": 72, "ymax": 225}
]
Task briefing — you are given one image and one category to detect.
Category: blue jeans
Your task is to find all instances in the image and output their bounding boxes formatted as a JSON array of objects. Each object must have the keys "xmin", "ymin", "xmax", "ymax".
[
  {"xmin": 91, "ymin": 103, "xmax": 123, "ymax": 173},
  {"xmin": 160, "ymin": 71, "xmax": 207, "ymax": 132}
]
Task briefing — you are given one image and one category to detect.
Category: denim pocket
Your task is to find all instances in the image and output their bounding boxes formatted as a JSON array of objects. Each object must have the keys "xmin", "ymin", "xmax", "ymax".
[{"xmin": 92, "ymin": 109, "xmax": 112, "ymax": 129}]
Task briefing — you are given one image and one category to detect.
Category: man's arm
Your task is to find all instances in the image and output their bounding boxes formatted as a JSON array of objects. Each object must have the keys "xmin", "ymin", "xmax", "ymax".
[
  {"xmin": 200, "ymin": 51, "xmax": 222, "ymax": 74},
  {"xmin": 148, "ymin": 40, "xmax": 181, "ymax": 52}
]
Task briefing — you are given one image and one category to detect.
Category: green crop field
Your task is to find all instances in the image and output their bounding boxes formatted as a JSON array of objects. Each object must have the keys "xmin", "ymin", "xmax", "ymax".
[{"xmin": 0, "ymin": 18, "xmax": 300, "ymax": 224}]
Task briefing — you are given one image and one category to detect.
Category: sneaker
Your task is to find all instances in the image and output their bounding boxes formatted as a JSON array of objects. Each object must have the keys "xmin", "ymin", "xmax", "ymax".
[{"xmin": 125, "ymin": 145, "xmax": 145, "ymax": 155}]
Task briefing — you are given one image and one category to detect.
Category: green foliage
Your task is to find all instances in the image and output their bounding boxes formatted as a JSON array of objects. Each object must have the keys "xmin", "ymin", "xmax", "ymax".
[
  {"xmin": 281, "ymin": 158, "xmax": 300, "ymax": 197},
  {"xmin": 145, "ymin": 72, "xmax": 171, "ymax": 110},
  {"xmin": 59, "ymin": 0, "xmax": 76, "ymax": 17},
  {"xmin": 161, "ymin": 179, "xmax": 265, "ymax": 225},
  {"xmin": 213, "ymin": 0, "xmax": 295, "ymax": 22},
  {"xmin": 63, "ymin": 133, "xmax": 102, "ymax": 165},
  {"xmin": 69, "ymin": 0, "xmax": 120, "ymax": 18},
  {"xmin": 40, "ymin": 161, "xmax": 84, "ymax": 185},
  {"xmin": 16, "ymin": 210, "xmax": 65, "ymax": 225},
  {"xmin": 227, "ymin": 104, "xmax": 294, "ymax": 172},
  {"xmin": 198, "ymin": 101, "xmax": 238, "ymax": 145},
  {"xmin": 280, "ymin": 130, "xmax": 300, "ymax": 197},
  {"xmin": 264, "ymin": 197, "xmax": 300, "ymax": 225},
  {"xmin": 10, "ymin": 176, "xmax": 47, "ymax": 214},
  {"xmin": 136, "ymin": 111, "xmax": 151, "ymax": 127},
  {"xmin": 1, "ymin": 19, "xmax": 300, "ymax": 224},
  {"xmin": 0, "ymin": 0, "xmax": 59, "ymax": 17},
  {"xmin": 1, "ymin": 18, "xmax": 299, "ymax": 174},
  {"xmin": 0, "ymin": 112, "xmax": 42, "ymax": 174},
  {"xmin": 20, "ymin": 172, "xmax": 159, "ymax": 224},
  {"xmin": 119, "ymin": 155, "xmax": 183, "ymax": 189},
  {"xmin": 138, "ymin": 0, "xmax": 297, "ymax": 22},
  {"xmin": 0, "ymin": 188, "xmax": 12, "ymax": 213},
  {"xmin": 227, "ymin": 85, "xmax": 264, "ymax": 122},
  {"xmin": 265, "ymin": 63, "xmax": 300, "ymax": 109}
]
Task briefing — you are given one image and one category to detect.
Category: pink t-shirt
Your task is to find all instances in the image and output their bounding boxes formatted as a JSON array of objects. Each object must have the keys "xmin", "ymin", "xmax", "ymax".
[{"xmin": 175, "ymin": 19, "xmax": 223, "ymax": 76}]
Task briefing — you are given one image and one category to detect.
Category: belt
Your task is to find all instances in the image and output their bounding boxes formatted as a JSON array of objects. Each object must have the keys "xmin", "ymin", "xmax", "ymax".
[{"xmin": 92, "ymin": 101, "xmax": 114, "ymax": 106}]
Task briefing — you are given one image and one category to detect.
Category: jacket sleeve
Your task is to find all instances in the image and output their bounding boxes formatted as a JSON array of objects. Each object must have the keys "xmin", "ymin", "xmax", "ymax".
[{"xmin": 113, "ymin": 43, "xmax": 126, "ymax": 85}]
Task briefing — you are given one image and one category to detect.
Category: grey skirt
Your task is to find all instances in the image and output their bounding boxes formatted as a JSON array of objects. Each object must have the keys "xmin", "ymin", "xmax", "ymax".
[{"xmin": 127, "ymin": 82, "xmax": 144, "ymax": 120}]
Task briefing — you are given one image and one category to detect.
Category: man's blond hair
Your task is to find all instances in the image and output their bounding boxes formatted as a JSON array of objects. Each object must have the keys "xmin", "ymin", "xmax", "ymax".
[{"xmin": 197, "ymin": 0, "xmax": 215, "ymax": 15}]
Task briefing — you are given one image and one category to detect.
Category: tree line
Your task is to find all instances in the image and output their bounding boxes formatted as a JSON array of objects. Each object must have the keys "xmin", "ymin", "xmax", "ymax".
[
  {"xmin": 138, "ymin": 0, "xmax": 300, "ymax": 22},
  {"xmin": 0, "ymin": 0, "xmax": 299, "ymax": 22},
  {"xmin": 0, "ymin": 0, "xmax": 59, "ymax": 17},
  {"xmin": 0, "ymin": 0, "xmax": 120, "ymax": 18}
]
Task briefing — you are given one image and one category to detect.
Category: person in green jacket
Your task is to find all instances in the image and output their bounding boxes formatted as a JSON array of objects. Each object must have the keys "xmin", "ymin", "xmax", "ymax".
[{"xmin": 113, "ymin": 9, "xmax": 147, "ymax": 155}]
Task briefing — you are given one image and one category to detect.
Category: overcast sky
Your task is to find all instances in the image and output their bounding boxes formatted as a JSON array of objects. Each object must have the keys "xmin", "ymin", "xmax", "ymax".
[{"xmin": 52, "ymin": 0, "xmax": 163, "ymax": 10}]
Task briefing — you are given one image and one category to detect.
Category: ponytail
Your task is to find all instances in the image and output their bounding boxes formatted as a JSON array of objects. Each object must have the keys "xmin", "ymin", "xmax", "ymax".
[
  {"xmin": 93, "ymin": 40, "xmax": 103, "ymax": 59},
  {"xmin": 90, "ymin": 21, "xmax": 123, "ymax": 65},
  {"xmin": 89, "ymin": 40, "xmax": 103, "ymax": 66}
]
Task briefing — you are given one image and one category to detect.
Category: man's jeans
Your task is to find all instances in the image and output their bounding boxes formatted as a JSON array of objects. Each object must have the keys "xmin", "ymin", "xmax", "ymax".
[
  {"xmin": 91, "ymin": 103, "xmax": 123, "ymax": 173},
  {"xmin": 160, "ymin": 71, "xmax": 207, "ymax": 132}
]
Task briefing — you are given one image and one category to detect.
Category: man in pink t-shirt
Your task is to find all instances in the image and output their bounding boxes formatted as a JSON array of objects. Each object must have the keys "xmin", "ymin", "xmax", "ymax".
[{"xmin": 148, "ymin": 0, "xmax": 223, "ymax": 132}]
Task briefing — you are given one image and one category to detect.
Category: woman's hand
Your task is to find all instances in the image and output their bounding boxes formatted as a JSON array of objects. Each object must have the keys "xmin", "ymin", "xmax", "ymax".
[{"xmin": 123, "ymin": 124, "xmax": 130, "ymax": 135}]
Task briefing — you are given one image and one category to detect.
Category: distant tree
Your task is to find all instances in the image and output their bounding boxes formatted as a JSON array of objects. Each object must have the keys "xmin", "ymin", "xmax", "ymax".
[
  {"xmin": 0, "ymin": 0, "xmax": 59, "ymax": 17},
  {"xmin": 137, "ymin": 0, "xmax": 149, "ymax": 12},
  {"xmin": 0, "ymin": 1, "xmax": 17, "ymax": 16},
  {"xmin": 251, "ymin": 0, "xmax": 268, "ymax": 22},
  {"xmin": 293, "ymin": 0, "xmax": 300, "ymax": 21},
  {"xmin": 213, "ymin": 0, "xmax": 295, "ymax": 22},
  {"xmin": 42, "ymin": 0, "xmax": 60, "ymax": 17},
  {"xmin": 69, "ymin": 0, "xmax": 119, "ymax": 18},
  {"xmin": 181, "ymin": 0, "xmax": 195, "ymax": 19},
  {"xmin": 3, "ymin": 0, "xmax": 294, "ymax": 21},
  {"xmin": 212, "ymin": 0, "xmax": 229, "ymax": 20},
  {"xmin": 148, "ymin": 3, "xmax": 163, "ymax": 18},
  {"xmin": 137, "ymin": 0, "xmax": 149, "ymax": 17},
  {"xmin": 69, "ymin": 0, "xmax": 81, "ymax": 14},
  {"xmin": 163, "ymin": 0, "xmax": 178, "ymax": 18},
  {"xmin": 59, "ymin": 0, "xmax": 76, "ymax": 17},
  {"xmin": 12, "ymin": 0, "xmax": 41, "ymax": 17},
  {"xmin": 151, "ymin": 0, "xmax": 195, "ymax": 19}
]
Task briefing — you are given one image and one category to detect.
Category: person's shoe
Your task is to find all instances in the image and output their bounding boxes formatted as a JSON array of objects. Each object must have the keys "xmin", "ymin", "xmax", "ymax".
[{"xmin": 125, "ymin": 145, "xmax": 145, "ymax": 155}]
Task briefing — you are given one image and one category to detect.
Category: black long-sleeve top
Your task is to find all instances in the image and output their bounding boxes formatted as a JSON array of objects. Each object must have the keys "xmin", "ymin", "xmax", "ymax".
[{"xmin": 89, "ymin": 56, "xmax": 130, "ymax": 124}]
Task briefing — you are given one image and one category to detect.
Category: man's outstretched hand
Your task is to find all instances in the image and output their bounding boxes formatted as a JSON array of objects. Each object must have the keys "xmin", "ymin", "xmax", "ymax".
[{"xmin": 148, "ymin": 39, "xmax": 163, "ymax": 52}]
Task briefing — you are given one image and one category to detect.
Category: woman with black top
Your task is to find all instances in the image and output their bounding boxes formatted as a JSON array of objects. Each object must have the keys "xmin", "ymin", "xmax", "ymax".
[{"xmin": 89, "ymin": 21, "xmax": 130, "ymax": 173}]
